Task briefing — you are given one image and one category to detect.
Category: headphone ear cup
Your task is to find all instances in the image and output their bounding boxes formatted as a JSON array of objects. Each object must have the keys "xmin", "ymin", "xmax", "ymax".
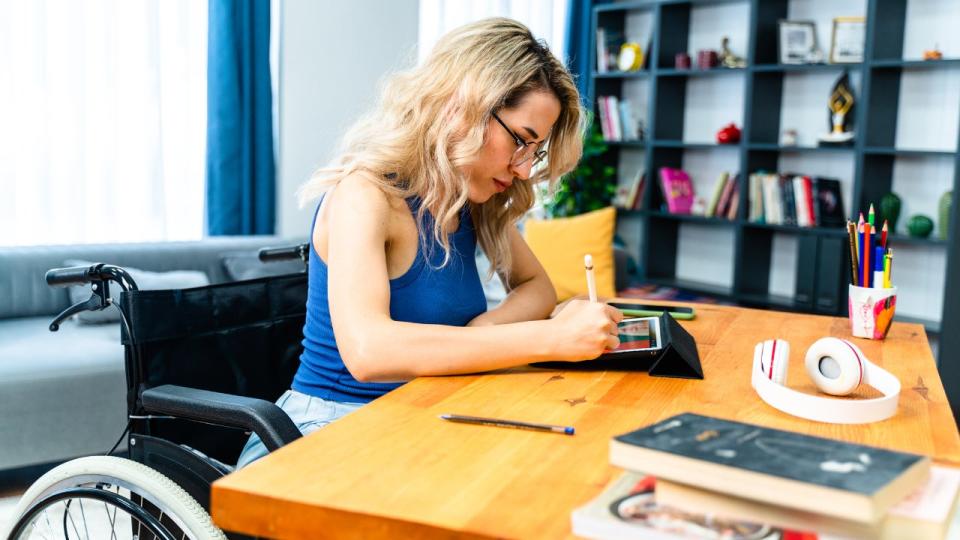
[
  {"xmin": 770, "ymin": 339, "xmax": 789, "ymax": 385},
  {"xmin": 758, "ymin": 339, "xmax": 790, "ymax": 385},
  {"xmin": 804, "ymin": 337, "xmax": 865, "ymax": 396}
]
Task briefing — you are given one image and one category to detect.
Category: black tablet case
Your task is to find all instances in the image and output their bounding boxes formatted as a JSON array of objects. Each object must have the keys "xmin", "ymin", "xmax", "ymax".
[{"xmin": 532, "ymin": 312, "xmax": 703, "ymax": 379}]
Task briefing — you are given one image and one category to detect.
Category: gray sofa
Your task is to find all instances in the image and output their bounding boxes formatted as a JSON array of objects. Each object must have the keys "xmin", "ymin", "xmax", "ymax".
[{"xmin": 0, "ymin": 236, "xmax": 304, "ymax": 471}]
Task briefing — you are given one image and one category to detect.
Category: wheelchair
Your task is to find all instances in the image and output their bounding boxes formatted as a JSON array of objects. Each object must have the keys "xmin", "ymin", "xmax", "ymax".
[{"xmin": 5, "ymin": 244, "xmax": 311, "ymax": 540}]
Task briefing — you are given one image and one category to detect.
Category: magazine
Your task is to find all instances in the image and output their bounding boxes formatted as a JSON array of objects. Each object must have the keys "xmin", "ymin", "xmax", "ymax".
[{"xmin": 572, "ymin": 472, "xmax": 816, "ymax": 540}]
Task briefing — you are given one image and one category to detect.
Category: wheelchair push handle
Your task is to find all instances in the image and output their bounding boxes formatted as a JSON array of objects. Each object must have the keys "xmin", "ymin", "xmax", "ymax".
[
  {"xmin": 258, "ymin": 243, "xmax": 309, "ymax": 264},
  {"xmin": 46, "ymin": 263, "xmax": 139, "ymax": 291}
]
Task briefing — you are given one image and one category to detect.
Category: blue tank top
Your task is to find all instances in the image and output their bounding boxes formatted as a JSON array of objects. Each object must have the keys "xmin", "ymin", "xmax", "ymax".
[{"xmin": 292, "ymin": 196, "xmax": 488, "ymax": 403}]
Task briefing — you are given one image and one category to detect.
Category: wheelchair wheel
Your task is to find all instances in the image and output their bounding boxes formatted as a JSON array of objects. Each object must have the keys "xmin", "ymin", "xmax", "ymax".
[{"xmin": 5, "ymin": 455, "xmax": 226, "ymax": 540}]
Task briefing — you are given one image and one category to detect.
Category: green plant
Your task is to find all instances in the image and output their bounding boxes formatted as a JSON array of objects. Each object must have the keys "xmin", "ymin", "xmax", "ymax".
[{"xmin": 541, "ymin": 119, "xmax": 616, "ymax": 218}]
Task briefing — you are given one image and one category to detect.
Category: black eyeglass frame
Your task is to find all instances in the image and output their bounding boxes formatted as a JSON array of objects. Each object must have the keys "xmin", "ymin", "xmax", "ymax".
[{"xmin": 491, "ymin": 111, "xmax": 547, "ymax": 167}]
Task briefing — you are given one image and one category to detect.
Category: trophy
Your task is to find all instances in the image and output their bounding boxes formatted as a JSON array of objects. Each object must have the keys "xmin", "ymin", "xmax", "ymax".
[{"xmin": 818, "ymin": 72, "xmax": 855, "ymax": 146}]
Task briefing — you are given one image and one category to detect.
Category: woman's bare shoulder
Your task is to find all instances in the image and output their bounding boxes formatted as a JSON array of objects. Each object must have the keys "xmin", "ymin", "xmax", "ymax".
[{"xmin": 330, "ymin": 174, "xmax": 406, "ymax": 213}]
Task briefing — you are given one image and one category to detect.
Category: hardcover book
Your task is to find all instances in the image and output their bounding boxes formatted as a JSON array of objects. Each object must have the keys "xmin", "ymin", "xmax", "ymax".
[
  {"xmin": 609, "ymin": 413, "xmax": 930, "ymax": 523},
  {"xmin": 814, "ymin": 177, "xmax": 846, "ymax": 227},
  {"xmin": 658, "ymin": 167, "xmax": 694, "ymax": 214}
]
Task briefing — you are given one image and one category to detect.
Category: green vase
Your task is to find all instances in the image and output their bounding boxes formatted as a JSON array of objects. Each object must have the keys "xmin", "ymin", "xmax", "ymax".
[
  {"xmin": 879, "ymin": 192, "xmax": 901, "ymax": 233},
  {"xmin": 907, "ymin": 215, "xmax": 934, "ymax": 238},
  {"xmin": 940, "ymin": 191, "xmax": 952, "ymax": 240}
]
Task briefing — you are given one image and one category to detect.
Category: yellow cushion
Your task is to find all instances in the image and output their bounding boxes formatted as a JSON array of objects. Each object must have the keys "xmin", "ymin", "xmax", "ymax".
[{"xmin": 524, "ymin": 207, "xmax": 616, "ymax": 302}]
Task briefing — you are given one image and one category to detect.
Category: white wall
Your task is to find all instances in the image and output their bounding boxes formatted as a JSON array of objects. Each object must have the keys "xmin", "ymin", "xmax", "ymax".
[{"xmin": 276, "ymin": 0, "xmax": 420, "ymax": 237}]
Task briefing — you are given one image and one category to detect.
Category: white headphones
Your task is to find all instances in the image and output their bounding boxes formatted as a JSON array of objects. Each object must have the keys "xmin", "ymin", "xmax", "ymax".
[{"xmin": 751, "ymin": 337, "xmax": 901, "ymax": 424}]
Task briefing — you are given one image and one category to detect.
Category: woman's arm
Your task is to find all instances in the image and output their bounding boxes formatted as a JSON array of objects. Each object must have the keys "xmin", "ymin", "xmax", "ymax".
[
  {"xmin": 467, "ymin": 226, "xmax": 556, "ymax": 327},
  {"xmin": 325, "ymin": 176, "xmax": 621, "ymax": 382}
]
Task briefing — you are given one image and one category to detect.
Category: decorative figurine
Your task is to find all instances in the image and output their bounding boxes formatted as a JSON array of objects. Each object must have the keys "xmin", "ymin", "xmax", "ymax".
[
  {"xmin": 781, "ymin": 128, "xmax": 798, "ymax": 146},
  {"xmin": 907, "ymin": 215, "xmax": 934, "ymax": 238},
  {"xmin": 923, "ymin": 45, "xmax": 943, "ymax": 61},
  {"xmin": 818, "ymin": 72, "xmax": 856, "ymax": 146},
  {"xmin": 879, "ymin": 192, "xmax": 902, "ymax": 232},
  {"xmin": 940, "ymin": 191, "xmax": 952, "ymax": 240},
  {"xmin": 716, "ymin": 123, "xmax": 741, "ymax": 144},
  {"xmin": 718, "ymin": 36, "xmax": 747, "ymax": 68}
]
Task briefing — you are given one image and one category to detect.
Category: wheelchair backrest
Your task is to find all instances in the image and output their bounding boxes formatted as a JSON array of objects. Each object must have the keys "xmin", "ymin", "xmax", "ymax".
[{"xmin": 120, "ymin": 272, "xmax": 307, "ymax": 464}]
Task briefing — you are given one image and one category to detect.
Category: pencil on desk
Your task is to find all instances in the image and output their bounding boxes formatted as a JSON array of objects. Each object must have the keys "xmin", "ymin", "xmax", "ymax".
[
  {"xmin": 584, "ymin": 254, "xmax": 597, "ymax": 303},
  {"xmin": 439, "ymin": 414, "xmax": 575, "ymax": 435}
]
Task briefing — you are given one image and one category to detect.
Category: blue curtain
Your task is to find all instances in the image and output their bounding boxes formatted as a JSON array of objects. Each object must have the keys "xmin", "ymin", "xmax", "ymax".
[
  {"xmin": 206, "ymin": 0, "xmax": 275, "ymax": 235},
  {"xmin": 565, "ymin": 0, "xmax": 597, "ymax": 108}
]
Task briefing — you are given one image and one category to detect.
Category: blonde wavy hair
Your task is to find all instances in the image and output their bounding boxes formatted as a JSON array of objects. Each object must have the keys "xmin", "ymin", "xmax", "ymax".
[{"xmin": 298, "ymin": 17, "xmax": 584, "ymax": 281}]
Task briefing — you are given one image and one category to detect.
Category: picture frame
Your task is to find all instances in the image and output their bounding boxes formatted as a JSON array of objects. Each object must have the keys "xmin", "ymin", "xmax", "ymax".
[
  {"xmin": 778, "ymin": 20, "xmax": 818, "ymax": 65},
  {"xmin": 830, "ymin": 16, "xmax": 865, "ymax": 64}
]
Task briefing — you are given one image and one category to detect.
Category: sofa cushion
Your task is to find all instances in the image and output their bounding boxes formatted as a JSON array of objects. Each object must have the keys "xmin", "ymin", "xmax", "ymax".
[
  {"xmin": 523, "ymin": 207, "xmax": 617, "ymax": 301},
  {"xmin": 64, "ymin": 260, "xmax": 210, "ymax": 324},
  {"xmin": 0, "ymin": 316, "xmax": 126, "ymax": 469}
]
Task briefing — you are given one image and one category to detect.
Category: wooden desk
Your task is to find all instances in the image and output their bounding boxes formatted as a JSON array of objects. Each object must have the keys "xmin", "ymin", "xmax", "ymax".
[{"xmin": 212, "ymin": 303, "xmax": 960, "ymax": 539}]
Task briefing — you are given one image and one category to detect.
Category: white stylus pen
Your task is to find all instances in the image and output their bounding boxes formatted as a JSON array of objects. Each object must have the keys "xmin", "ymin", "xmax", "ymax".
[{"xmin": 584, "ymin": 254, "xmax": 598, "ymax": 303}]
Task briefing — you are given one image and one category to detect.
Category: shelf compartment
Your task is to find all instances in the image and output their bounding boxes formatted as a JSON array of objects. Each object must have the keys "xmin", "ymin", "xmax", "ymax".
[
  {"xmin": 748, "ymin": 143, "xmax": 854, "ymax": 153},
  {"xmin": 752, "ymin": 63, "xmax": 863, "ymax": 73},
  {"xmin": 657, "ymin": 67, "xmax": 746, "ymax": 77},
  {"xmin": 593, "ymin": 70, "xmax": 650, "ymax": 79},
  {"xmin": 742, "ymin": 222, "xmax": 846, "ymax": 237},
  {"xmin": 863, "ymin": 147, "xmax": 957, "ymax": 157},
  {"xmin": 606, "ymin": 140, "xmax": 648, "ymax": 149},
  {"xmin": 653, "ymin": 140, "xmax": 739, "ymax": 150},
  {"xmin": 887, "ymin": 234, "xmax": 948, "ymax": 247},
  {"xmin": 648, "ymin": 211, "xmax": 737, "ymax": 225},
  {"xmin": 871, "ymin": 59, "xmax": 960, "ymax": 70}
]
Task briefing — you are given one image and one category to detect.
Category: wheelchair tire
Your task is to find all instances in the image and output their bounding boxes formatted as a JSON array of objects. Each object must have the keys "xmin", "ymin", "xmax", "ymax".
[{"xmin": 5, "ymin": 455, "xmax": 227, "ymax": 540}]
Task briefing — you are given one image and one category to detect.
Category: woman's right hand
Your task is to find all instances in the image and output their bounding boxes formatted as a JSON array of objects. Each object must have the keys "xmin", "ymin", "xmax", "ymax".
[{"xmin": 548, "ymin": 300, "xmax": 623, "ymax": 361}]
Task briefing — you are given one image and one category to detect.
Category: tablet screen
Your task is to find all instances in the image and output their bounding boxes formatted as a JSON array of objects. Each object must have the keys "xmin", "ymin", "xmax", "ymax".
[{"xmin": 610, "ymin": 316, "xmax": 661, "ymax": 353}]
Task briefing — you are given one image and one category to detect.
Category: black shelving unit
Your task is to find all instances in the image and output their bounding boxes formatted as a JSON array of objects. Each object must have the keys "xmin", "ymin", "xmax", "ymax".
[{"xmin": 590, "ymin": 0, "xmax": 960, "ymax": 394}]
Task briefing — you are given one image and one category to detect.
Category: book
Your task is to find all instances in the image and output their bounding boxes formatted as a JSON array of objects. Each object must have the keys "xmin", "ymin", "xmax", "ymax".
[
  {"xmin": 705, "ymin": 172, "xmax": 729, "ymax": 218},
  {"xmin": 656, "ymin": 466, "xmax": 960, "ymax": 540},
  {"xmin": 571, "ymin": 471, "xmax": 816, "ymax": 540},
  {"xmin": 658, "ymin": 167, "xmax": 694, "ymax": 214},
  {"xmin": 609, "ymin": 413, "xmax": 931, "ymax": 523},
  {"xmin": 814, "ymin": 177, "xmax": 846, "ymax": 227}
]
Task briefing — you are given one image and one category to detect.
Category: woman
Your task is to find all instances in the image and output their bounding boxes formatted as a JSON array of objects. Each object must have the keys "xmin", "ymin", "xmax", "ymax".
[{"xmin": 237, "ymin": 17, "xmax": 622, "ymax": 467}]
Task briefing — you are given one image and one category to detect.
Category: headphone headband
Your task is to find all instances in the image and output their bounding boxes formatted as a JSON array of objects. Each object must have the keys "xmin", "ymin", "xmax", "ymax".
[{"xmin": 751, "ymin": 338, "xmax": 900, "ymax": 424}]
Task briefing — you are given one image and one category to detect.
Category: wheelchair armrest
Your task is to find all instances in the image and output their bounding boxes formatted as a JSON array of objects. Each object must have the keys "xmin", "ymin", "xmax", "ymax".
[{"xmin": 140, "ymin": 385, "xmax": 302, "ymax": 453}]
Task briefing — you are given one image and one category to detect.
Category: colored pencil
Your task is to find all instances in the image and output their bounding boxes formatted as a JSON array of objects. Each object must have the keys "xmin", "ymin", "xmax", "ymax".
[
  {"xmin": 863, "ymin": 223, "xmax": 872, "ymax": 287},
  {"xmin": 885, "ymin": 248, "xmax": 894, "ymax": 288},
  {"xmin": 868, "ymin": 204, "xmax": 875, "ymax": 228},
  {"xmin": 858, "ymin": 223, "xmax": 866, "ymax": 288},
  {"xmin": 847, "ymin": 221, "xmax": 859, "ymax": 285},
  {"xmin": 881, "ymin": 220, "xmax": 888, "ymax": 249}
]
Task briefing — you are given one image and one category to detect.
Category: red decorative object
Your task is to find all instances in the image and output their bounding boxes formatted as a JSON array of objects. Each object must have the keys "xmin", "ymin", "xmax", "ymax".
[
  {"xmin": 716, "ymin": 123, "xmax": 741, "ymax": 144},
  {"xmin": 675, "ymin": 52, "xmax": 691, "ymax": 69},
  {"xmin": 697, "ymin": 49, "xmax": 719, "ymax": 69}
]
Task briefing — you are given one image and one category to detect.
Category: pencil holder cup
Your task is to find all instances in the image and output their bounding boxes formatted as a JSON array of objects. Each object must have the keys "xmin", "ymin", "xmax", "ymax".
[{"xmin": 848, "ymin": 285, "xmax": 897, "ymax": 340}]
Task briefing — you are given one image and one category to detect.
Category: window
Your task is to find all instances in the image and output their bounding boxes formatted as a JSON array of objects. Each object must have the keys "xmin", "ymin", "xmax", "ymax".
[
  {"xmin": 418, "ymin": 0, "xmax": 569, "ymax": 64},
  {"xmin": 0, "ymin": 0, "xmax": 207, "ymax": 246}
]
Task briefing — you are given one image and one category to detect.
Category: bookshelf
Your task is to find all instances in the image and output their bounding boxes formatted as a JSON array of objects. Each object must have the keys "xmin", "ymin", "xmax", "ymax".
[{"xmin": 590, "ymin": 0, "xmax": 960, "ymax": 374}]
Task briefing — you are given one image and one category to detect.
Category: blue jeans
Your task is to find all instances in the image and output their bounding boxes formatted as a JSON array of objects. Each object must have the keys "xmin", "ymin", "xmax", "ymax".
[{"xmin": 235, "ymin": 389, "xmax": 364, "ymax": 469}]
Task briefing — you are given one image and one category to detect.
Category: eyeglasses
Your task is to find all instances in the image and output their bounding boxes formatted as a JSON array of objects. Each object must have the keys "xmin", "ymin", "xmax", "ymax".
[{"xmin": 491, "ymin": 111, "xmax": 547, "ymax": 167}]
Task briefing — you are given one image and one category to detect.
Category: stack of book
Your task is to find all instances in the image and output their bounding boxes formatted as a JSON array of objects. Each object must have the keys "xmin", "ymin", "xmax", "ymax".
[
  {"xmin": 748, "ymin": 172, "xmax": 846, "ymax": 228},
  {"xmin": 597, "ymin": 95, "xmax": 641, "ymax": 142},
  {"xmin": 572, "ymin": 413, "xmax": 957, "ymax": 540},
  {"xmin": 703, "ymin": 172, "xmax": 740, "ymax": 220}
]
